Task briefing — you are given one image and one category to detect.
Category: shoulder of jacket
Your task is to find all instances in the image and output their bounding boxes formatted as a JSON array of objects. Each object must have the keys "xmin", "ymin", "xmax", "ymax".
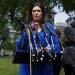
[{"xmin": 45, "ymin": 22, "xmax": 54, "ymax": 28}]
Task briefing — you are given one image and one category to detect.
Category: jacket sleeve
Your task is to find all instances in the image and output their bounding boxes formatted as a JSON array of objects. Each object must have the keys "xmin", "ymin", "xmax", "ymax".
[{"xmin": 16, "ymin": 32, "xmax": 28, "ymax": 52}]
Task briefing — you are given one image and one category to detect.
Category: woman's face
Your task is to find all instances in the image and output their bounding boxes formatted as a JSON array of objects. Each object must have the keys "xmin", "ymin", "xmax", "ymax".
[{"xmin": 32, "ymin": 6, "xmax": 42, "ymax": 22}]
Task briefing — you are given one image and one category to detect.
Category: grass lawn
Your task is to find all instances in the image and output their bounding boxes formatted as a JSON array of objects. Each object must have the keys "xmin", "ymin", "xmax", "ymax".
[
  {"xmin": 0, "ymin": 56, "xmax": 64, "ymax": 75},
  {"xmin": 0, "ymin": 56, "xmax": 19, "ymax": 75}
]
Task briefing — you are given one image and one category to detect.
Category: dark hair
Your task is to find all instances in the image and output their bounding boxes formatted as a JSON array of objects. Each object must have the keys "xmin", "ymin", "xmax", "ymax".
[
  {"xmin": 28, "ymin": 2, "xmax": 45, "ymax": 24},
  {"xmin": 56, "ymin": 28, "xmax": 61, "ymax": 39}
]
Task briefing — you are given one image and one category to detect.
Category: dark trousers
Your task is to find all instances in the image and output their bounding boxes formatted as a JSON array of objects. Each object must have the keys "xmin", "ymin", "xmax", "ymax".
[
  {"xmin": 63, "ymin": 64, "xmax": 75, "ymax": 75},
  {"xmin": 53, "ymin": 54, "xmax": 62, "ymax": 75}
]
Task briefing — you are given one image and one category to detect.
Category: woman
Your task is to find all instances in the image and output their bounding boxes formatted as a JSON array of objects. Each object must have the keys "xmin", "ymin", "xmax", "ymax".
[{"xmin": 16, "ymin": 2, "xmax": 61, "ymax": 75}]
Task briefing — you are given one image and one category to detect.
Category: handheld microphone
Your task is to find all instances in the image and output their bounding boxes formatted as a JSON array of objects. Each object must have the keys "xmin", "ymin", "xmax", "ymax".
[{"xmin": 64, "ymin": 26, "xmax": 75, "ymax": 42}]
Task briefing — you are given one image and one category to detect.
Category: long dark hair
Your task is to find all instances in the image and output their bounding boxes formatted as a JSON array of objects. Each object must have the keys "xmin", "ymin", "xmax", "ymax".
[{"xmin": 28, "ymin": 2, "xmax": 45, "ymax": 24}]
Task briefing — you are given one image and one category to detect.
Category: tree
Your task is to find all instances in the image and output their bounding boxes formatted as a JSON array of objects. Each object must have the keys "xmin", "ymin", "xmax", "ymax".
[
  {"xmin": 0, "ymin": 0, "xmax": 57, "ymax": 33},
  {"xmin": 0, "ymin": 0, "xmax": 75, "ymax": 51},
  {"xmin": 61, "ymin": 0, "xmax": 75, "ymax": 13}
]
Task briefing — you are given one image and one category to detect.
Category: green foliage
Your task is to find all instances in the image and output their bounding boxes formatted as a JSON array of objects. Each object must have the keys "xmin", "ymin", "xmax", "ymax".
[
  {"xmin": 11, "ymin": 20, "xmax": 21, "ymax": 31},
  {"xmin": 2, "ymin": 35, "xmax": 16, "ymax": 51},
  {"xmin": 0, "ymin": 0, "xmax": 75, "ymax": 51},
  {"xmin": 61, "ymin": 0, "xmax": 75, "ymax": 13},
  {"xmin": 0, "ymin": 16, "xmax": 6, "ymax": 34},
  {"xmin": 0, "ymin": 0, "xmax": 75, "ymax": 20},
  {"xmin": 0, "ymin": 0, "xmax": 54, "ymax": 20}
]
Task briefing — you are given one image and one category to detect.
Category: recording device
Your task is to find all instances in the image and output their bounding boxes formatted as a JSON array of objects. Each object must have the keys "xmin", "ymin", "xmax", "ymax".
[
  {"xmin": 63, "ymin": 21, "xmax": 75, "ymax": 66},
  {"xmin": 64, "ymin": 26, "xmax": 75, "ymax": 42},
  {"xmin": 63, "ymin": 46, "xmax": 75, "ymax": 66}
]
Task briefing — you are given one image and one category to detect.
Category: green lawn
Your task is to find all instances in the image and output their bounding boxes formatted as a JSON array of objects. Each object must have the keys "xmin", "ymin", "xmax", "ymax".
[
  {"xmin": 0, "ymin": 56, "xmax": 19, "ymax": 75},
  {"xmin": 60, "ymin": 68, "xmax": 64, "ymax": 75},
  {"xmin": 0, "ymin": 56, "xmax": 64, "ymax": 75}
]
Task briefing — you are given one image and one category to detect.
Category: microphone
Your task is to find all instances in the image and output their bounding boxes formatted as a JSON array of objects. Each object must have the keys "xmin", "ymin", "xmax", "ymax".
[{"xmin": 64, "ymin": 26, "xmax": 75, "ymax": 42}]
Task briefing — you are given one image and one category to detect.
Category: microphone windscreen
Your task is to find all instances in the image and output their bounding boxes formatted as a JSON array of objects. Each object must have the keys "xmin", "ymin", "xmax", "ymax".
[
  {"xmin": 64, "ymin": 26, "xmax": 75, "ymax": 42},
  {"xmin": 70, "ymin": 21, "xmax": 75, "ymax": 28},
  {"xmin": 63, "ymin": 46, "xmax": 75, "ymax": 65}
]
